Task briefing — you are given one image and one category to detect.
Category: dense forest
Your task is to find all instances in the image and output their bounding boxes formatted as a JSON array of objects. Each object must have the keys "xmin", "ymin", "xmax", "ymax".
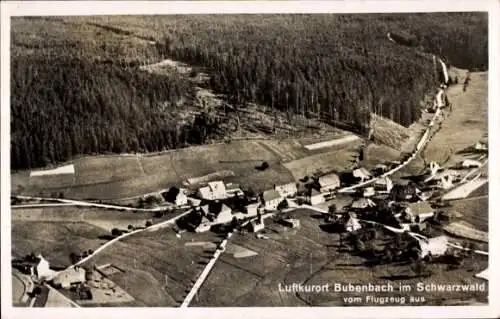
[{"xmin": 11, "ymin": 13, "xmax": 488, "ymax": 170}]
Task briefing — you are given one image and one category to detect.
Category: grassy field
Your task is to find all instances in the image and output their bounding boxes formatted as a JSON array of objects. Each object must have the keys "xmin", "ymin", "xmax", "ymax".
[
  {"xmin": 12, "ymin": 136, "xmax": 362, "ymax": 199},
  {"xmin": 77, "ymin": 229, "xmax": 226, "ymax": 307},
  {"xmin": 193, "ymin": 208, "xmax": 488, "ymax": 306},
  {"xmin": 11, "ymin": 221, "xmax": 105, "ymax": 267},
  {"xmin": 450, "ymin": 197, "xmax": 488, "ymax": 232},
  {"xmin": 422, "ymin": 72, "xmax": 488, "ymax": 166}
]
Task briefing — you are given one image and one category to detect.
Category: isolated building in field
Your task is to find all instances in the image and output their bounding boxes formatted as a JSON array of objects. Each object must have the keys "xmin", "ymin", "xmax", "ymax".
[
  {"xmin": 353, "ymin": 167, "xmax": 372, "ymax": 182},
  {"xmin": 308, "ymin": 188, "xmax": 325, "ymax": 205},
  {"xmin": 164, "ymin": 187, "xmax": 188, "ymax": 206},
  {"xmin": 275, "ymin": 182, "xmax": 298, "ymax": 198},
  {"xmin": 282, "ymin": 218, "xmax": 300, "ymax": 229},
  {"xmin": 317, "ymin": 173, "xmax": 341, "ymax": 192},
  {"xmin": 201, "ymin": 202, "xmax": 233, "ymax": 225},
  {"xmin": 262, "ymin": 189, "xmax": 283, "ymax": 211},
  {"xmin": 405, "ymin": 201, "xmax": 435, "ymax": 223},
  {"xmin": 462, "ymin": 159, "xmax": 482, "ymax": 168},
  {"xmin": 52, "ymin": 266, "xmax": 86, "ymax": 289},
  {"xmin": 416, "ymin": 236, "xmax": 448, "ymax": 258},
  {"xmin": 197, "ymin": 181, "xmax": 227, "ymax": 201}
]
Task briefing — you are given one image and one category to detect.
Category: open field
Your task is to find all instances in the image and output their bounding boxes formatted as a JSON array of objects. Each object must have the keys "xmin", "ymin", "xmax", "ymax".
[
  {"xmin": 12, "ymin": 221, "xmax": 105, "ymax": 267},
  {"xmin": 79, "ymin": 228, "xmax": 224, "ymax": 306},
  {"xmin": 422, "ymin": 72, "xmax": 488, "ymax": 166},
  {"xmin": 193, "ymin": 208, "xmax": 487, "ymax": 306},
  {"xmin": 284, "ymin": 145, "xmax": 361, "ymax": 181},
  {"xmin": 371, "ymin": 114, "xmax": 410, "ymax": 150},
  {"xmin": 449, "ymin": 197, "xmax": 488, "ymax": 232},
  {"xmin": 13, "ymin": 136, "xmax": 360, "ymax": 199}
]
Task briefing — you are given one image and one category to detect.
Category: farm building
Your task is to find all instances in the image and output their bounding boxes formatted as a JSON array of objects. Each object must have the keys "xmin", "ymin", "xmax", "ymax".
[
  {"xmin": 201, "ymin": 202, "xmax": 233, "ymax": 224},
  {"xmin": 275, "ymin": 182, "xmax": 298, "ymax": 198},
  {"xmin": 225, "ymin": 183, "xmax": 244, "ymax": 197},
  {"xmin": 351, "ymin": 198, "xmax": 376, "ymax": 209},
  {"xmin": 474, "ymin": 142, "xmax": 488, "ymax": 151},
  {"xmin": 197, "ymin": 181, "xmax": 227, "ymax": 200},
  {"xmin": 163, "ymin": 187, "xmax": 188, "ymax": 206},
  {"xmin": 317, "ymin": 173, "xmax": 341, "ymax": 192},
  {"xmin": 308, "ymin": 188, "xmax": 325, "ymax": 205},
  {"xmin": 416, "ymin": 236, "xmax": 448, "ymax": 258},
  {"xmin": 244, "ymin": 203, "xmax": 260, "ymax": 217},
  {"xmin": 363, "ymin": 187, "xmax": 375, "ymax": 197},
  {"xmin": 462, "ymin": 159, "xmax": 482, "ymax": 168},
  {"xmin": 249, "ymin": 218, "xmax": 265, "ymax": 232},
  {"xmin": 262, "ymin": 189, "xmax": 283, "ymax": 211},
  {"xmin": 282, "ymin": 218, "xmax": 300, "ymax": 229},
  {"xmin": 345, "ymin": 214, "xmax": 362, "ymax": 232},
  {"xmin": 405, "ymin": 202, "xmax": 435, "ymax": 223},
  {"xmin": 374, "ymin": 177, "xmax": 393, "ymax": 192},
  {"xmin": 35, "ymin": 255, "xmax": 57, "ymax": 281},
  {"xmin": 195, "ymin": 216, "xmax": 212, "ymax": 233},
  {"xmin": 188, "ymin": 197, "xmax": 202, "ymax": 207},
  {"xmin": 52, "ymin": 266, "xmax": 86, "ymax": 289},
  {"xmin": 353, "ymin": 167, "xmax": 371, "ymax": 182}
]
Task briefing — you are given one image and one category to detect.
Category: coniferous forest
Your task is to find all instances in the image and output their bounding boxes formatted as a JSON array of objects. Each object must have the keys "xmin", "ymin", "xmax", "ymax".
[{"xmin": 11, "ymin": 13, "xmax": 488, "ymax": 170}]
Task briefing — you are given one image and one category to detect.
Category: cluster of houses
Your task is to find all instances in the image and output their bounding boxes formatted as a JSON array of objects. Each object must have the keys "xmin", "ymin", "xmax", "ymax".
[{"xmin": 13, "ymin": 254, "xmax": 87, "ymax": 289}]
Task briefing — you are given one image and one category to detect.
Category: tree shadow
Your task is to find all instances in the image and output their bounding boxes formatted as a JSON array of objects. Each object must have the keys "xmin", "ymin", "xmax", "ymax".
[{"xmin": 319, "ymin": 223, "xmax": 344, "ymax": 233}]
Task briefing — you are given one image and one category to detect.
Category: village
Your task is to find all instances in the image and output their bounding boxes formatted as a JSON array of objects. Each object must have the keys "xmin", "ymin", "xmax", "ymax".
[{"xmin": 11, "ymin": 124, "xmax": 489, "ymax": 306}]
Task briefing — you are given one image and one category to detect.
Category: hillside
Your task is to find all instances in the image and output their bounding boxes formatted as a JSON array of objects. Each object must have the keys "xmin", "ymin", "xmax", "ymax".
[{"xmin": 10, "ymin": 13, "xmax": 488, "ymax": 170}]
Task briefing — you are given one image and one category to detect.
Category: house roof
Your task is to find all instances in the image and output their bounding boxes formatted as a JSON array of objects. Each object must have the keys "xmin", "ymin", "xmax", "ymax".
[
  {"xmin": 201, "ymin": 202, "xmax": 231, "ymax": 216},
  {"xmin": 318, "ymin": 173, "xmax": 340, "ymax": 187},
  {"xmin": 406, "ymin": 201, "xmax": 434, "ymax": 215},
  {"xmin": 346, "ymin": 215, "xmax": 361, "ymax": 228},
  {"xmin": 52, "ymin": 267, "xmax": 86, "ymax": 285},
  {"xmin": 353, "ymin": 167, "xmax": 371, "ymax": 179},
  {"xmin": 208, "ymin": 181, "xmax": 226, "ymax": 193},
  {"xmin": 351, "ymin": 198, "xmax": 376, "ymax": 208},
  {"xmin": 197, "ymin": 186, "xmax": 212, "ymax": 199},
  {"xmin": 262, "ymin": 189, "xmax": 282, "ymax": 202},
  {"xmin": 225, "ymin": 183, "xmax": 241, "ymax": 191}
]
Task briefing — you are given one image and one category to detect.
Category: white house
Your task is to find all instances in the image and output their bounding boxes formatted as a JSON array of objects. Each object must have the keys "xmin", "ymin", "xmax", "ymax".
[
  {"xmin": 462, "ymin": 159, "xmax": 482, "ymax": 168},
  {"xmin": 353, "ymin": 167, "xmax": 371, "ymax": 182},
  {"xmin": 308, "ymin": 188, "xmax": 325, "ymax": 205},
  {"xmin": 244, "ymin": 203, "xmax": 260, "ymax": 217},
  {"xmin": 197, "ymin": 181, "xmax": 227, "ymax": 200},
  {"xmin": 417, "ymin": 236, "xmax": 448, "ymax": 258},
  {"xmin": 318, "ymin": 173, "xmax": 340, "ymax": 192},
  {"xmin": 363, "ymin": 187, "xmax": 376, "ymax": 197},
  {"xmin": 275, "ymin": 182, "xmax": 298, "ymax": 198},
  {"xmin": 52, "ymin": 266, "xmax": 86, "ymax": 289},
  {"xmin": 345, "ymin": 215, "xmax": 362, "ymax": 232},
  {"xmin": 35, "ymin": 255, "xmax": 57, "ymax": 281},
  {"xmin": 262, "ymin": 189, "xmax": 283, "ymax": 211},
  {"xmin": 195, "ymin": 216, "xmax": 212, "ymax": 233},
  {"xmin": 374, "ymin": 177, "xmax": 393, "ymax": 193}
]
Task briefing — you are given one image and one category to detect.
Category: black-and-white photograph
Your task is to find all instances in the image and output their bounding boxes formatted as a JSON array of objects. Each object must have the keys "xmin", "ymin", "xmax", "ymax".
[{"xmin": 1, "ymin": 2, "xmax": 498, "ymax": 317}]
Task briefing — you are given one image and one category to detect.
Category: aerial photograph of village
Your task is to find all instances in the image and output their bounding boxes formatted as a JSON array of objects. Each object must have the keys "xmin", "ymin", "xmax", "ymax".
[{"xmin": 9, "ymin": 12, "xmax": 489, "ymax": 308}]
